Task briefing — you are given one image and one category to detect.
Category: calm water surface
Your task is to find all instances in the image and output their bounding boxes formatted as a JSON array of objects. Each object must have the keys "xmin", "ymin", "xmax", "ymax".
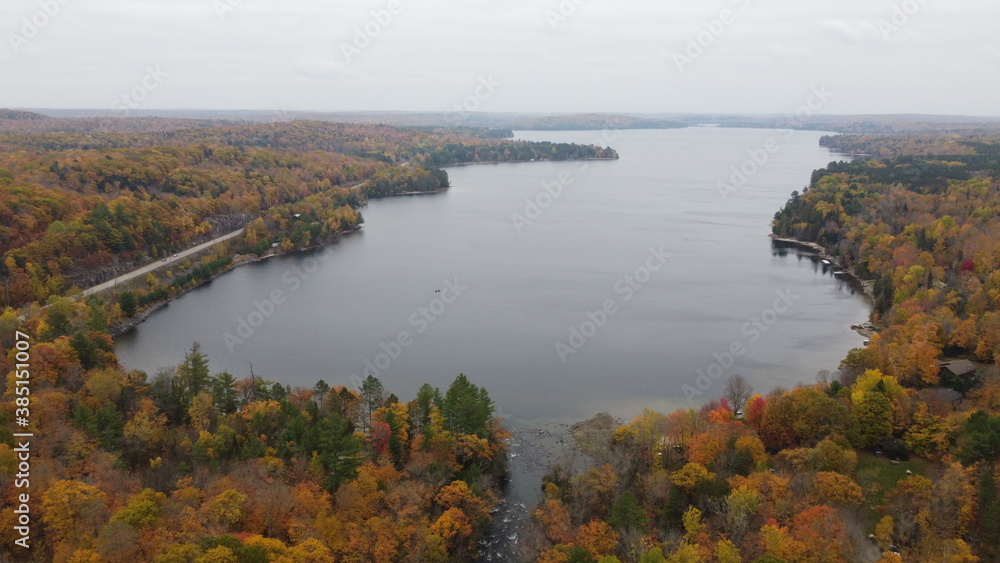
[{"xmin": 116, "ymin": 128, "xmax": 869, "ymax": 424}]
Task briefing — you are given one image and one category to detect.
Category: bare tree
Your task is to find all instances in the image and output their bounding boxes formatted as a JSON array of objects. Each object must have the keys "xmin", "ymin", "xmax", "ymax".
[{"xmin": 725, "ymin": 374, "xmax": 753, "ymax": 415}]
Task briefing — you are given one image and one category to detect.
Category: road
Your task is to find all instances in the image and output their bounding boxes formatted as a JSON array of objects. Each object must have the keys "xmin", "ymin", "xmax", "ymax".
[
  {"xmin": 78, "ymin": 170, "xmax": 390, "ymax": 299},
  {"xmin": 80, "ymin": 228, "xmax": 245, "ymax": 298}
]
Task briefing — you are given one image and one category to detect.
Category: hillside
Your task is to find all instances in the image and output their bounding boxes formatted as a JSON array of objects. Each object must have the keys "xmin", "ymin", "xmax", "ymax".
[{"xmin": 0, "ymin": 118, "xmax": 615, "ymax": 308}]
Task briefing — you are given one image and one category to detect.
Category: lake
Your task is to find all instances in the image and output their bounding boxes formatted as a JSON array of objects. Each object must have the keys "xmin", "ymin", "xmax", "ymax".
[{"xmin": 115, "ymin": 128, "xmax": 870, "ymax": 425}]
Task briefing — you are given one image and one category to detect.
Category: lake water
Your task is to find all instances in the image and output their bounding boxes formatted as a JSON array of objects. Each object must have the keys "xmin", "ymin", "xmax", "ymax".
[{"xmin": 115, "ymin": 128, "xmax": 870, "ymax": 425}]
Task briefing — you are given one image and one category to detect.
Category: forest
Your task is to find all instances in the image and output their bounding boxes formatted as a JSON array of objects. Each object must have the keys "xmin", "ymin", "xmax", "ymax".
[
  {"xmin": 0, "ymin": 306, "xmax": 508, "ymax": 561},
  {"xmin": 773, "ymin": 133, "xmax": 1000, "ymax": 378},
  {"xmin": 0, "ymin": 114, "xmax": 615, "ymax": 309},
  {"xmin": 2, "ymin": 120, "xmax": 1000, "ymax": 562}
]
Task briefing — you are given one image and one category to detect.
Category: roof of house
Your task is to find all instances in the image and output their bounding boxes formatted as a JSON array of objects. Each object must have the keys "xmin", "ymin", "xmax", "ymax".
[{"xmin": 938, "ymin": 359, "xmax": 977, "ymax": 377}]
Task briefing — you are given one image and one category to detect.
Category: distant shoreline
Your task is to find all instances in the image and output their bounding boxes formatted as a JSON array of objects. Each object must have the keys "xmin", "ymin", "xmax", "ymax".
[{"xmin": 442, "ymin": 156, "xmax": 619, "ymax": 168}]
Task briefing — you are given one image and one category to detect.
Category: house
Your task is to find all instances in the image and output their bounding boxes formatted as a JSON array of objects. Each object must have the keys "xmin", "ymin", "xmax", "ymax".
[
  {"xmin": 875, "ymin": 438, "xmax": 909, "ymax": 461},
  {"xmin": 938, "ymin": 360, "xmax": 976, "ymax": 379}
]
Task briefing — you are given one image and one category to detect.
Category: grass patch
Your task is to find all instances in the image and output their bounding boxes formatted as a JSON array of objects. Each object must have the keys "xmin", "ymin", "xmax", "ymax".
[{"xmin": 855, "ymin": 452, "xmax": 936, "ymax": 523}]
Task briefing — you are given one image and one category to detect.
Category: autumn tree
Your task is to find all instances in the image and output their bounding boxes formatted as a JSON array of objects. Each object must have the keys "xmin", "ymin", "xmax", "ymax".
[
  {"xmin": 791, "ymin": 505, "xmax": 852, "ymax": 562},
  {"xmin": 42, "ymin": 480, "xmax": 109, "ymax": 544},
  {"xmin": 576, "ymin": 519, "xmax": 619, "ymax": 559}
]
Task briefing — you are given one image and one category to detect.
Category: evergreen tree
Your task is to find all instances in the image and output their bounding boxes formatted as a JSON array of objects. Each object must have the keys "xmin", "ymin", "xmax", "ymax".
[
  {"xmin": 212, "ymin": 372, "xmax": 239, "ymax": 415},
  {"xmin": 177, "ymin": 342, "xmax": 211, "ymax": 400},
  {"xmin": 608, "ymin": 491, "xmax": 647, "ymax": 531},
  {"xmin": 119, "ymin": 290, "xmax": 138, "ymax": 317},
  {"xmin": 442, "ymin": 374, "xmax": 494, "ymax": 437},
  {"xmin": 360, "ymin": 375, "xmax": 384, "ymax": 432},
  {"xmin": 317, "ymin": 413, "xmax": 362, "ymax": 492}
]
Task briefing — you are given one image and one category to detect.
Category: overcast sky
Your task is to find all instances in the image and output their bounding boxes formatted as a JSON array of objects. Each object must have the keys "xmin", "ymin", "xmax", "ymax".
[{"xmin": 2, "ymin": 0, "xmax": 998, "ymax": 116}]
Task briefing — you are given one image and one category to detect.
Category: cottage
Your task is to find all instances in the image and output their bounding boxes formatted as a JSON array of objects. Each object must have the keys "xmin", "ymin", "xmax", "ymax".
[
  {"xmin": 938, "ymin": 360, "xmax": 976, "ymax": 379},
  {"xmin": 875, "ymin": 438, "xmax": 909, "ymax": 461}
]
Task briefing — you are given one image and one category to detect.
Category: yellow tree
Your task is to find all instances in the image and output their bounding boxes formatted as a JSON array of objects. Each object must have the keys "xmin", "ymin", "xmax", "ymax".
[
  {"xmin": 715, "ymin": 539, "xmax": 741, "ymax": 563},
  {"xmin": 203, "ymin": 489, "xmax": 247, "ymax": 531},
  {"xmin": 875, "ymin": 516, "xmax": 895, "ymax": 550},
  {"xmin": 760, "ymin": 521, "xmax": 805, "ymax": 562},
  {"xmin": 682, "ymin": 506, "xmax": 704, "ymax": 544},
  {"xmin": 670, "ymin": 463, "xmax": 713, "ymax": 492},
  {"xmin": 194, "ymin": 546, "xmax": 237, "ymax": 563},
  {"xmin": 430, "ymin": 507, "xmax": 473, "ymax": 550},
  {"xmin": 41, "ymin": 480, "xmax": 109, "ymax": 544},
  {"xmin": 277, "ymin": 538, "xmax": 335, "ymax": 563},
  {"xmin": 436, "ymin": 480, "xmax": 494, "ymax": 529},
  {"xmin": 812, "ymin": 472, "xmax": 864, "ymax": 507}
]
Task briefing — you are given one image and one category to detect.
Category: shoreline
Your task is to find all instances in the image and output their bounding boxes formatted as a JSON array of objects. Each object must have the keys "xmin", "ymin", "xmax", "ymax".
[
  {"xmin": 769, "ymin": 233, "xmax": 878, "ymax": 337},
  {"xmin": 108, "ymin": 225, "xmax": 364, "ymax": 339},
  {"xmin": 373, "ymin": 187, "xmax": 450, "ymax": 197},
  {"xmin": 107, "ymin": 156, "xmax": 612, "ymax": 338},
  {"xmin": 441, "ymin": 156, "xmax": 619, "ymax": 168}
]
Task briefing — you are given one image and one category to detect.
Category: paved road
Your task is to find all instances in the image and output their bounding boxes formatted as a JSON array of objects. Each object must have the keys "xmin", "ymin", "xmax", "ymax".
[
  {"xmin": 77, "ymin": 169, "xmax": 394, "ymax": 299},
  {"xmin": 80, "ymin": 228, "xmax": 245, "ymax": 298}
]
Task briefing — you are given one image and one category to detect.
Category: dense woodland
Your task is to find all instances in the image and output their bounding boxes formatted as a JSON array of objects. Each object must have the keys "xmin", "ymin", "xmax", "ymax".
[
  {"xmin": 0, "ymin": 114, "xmax": 615, "ymax": 309},
  {"xmin": 774, "ymin": 134, "xmax": 1000, "ymax": 378},
  {"xmin": 0, "ymin": 309, "xmax": 508, "ymax": 561},
  {"xmin": 3, "ymin": 119, "xmax": 1000, "ymax": 562}
]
